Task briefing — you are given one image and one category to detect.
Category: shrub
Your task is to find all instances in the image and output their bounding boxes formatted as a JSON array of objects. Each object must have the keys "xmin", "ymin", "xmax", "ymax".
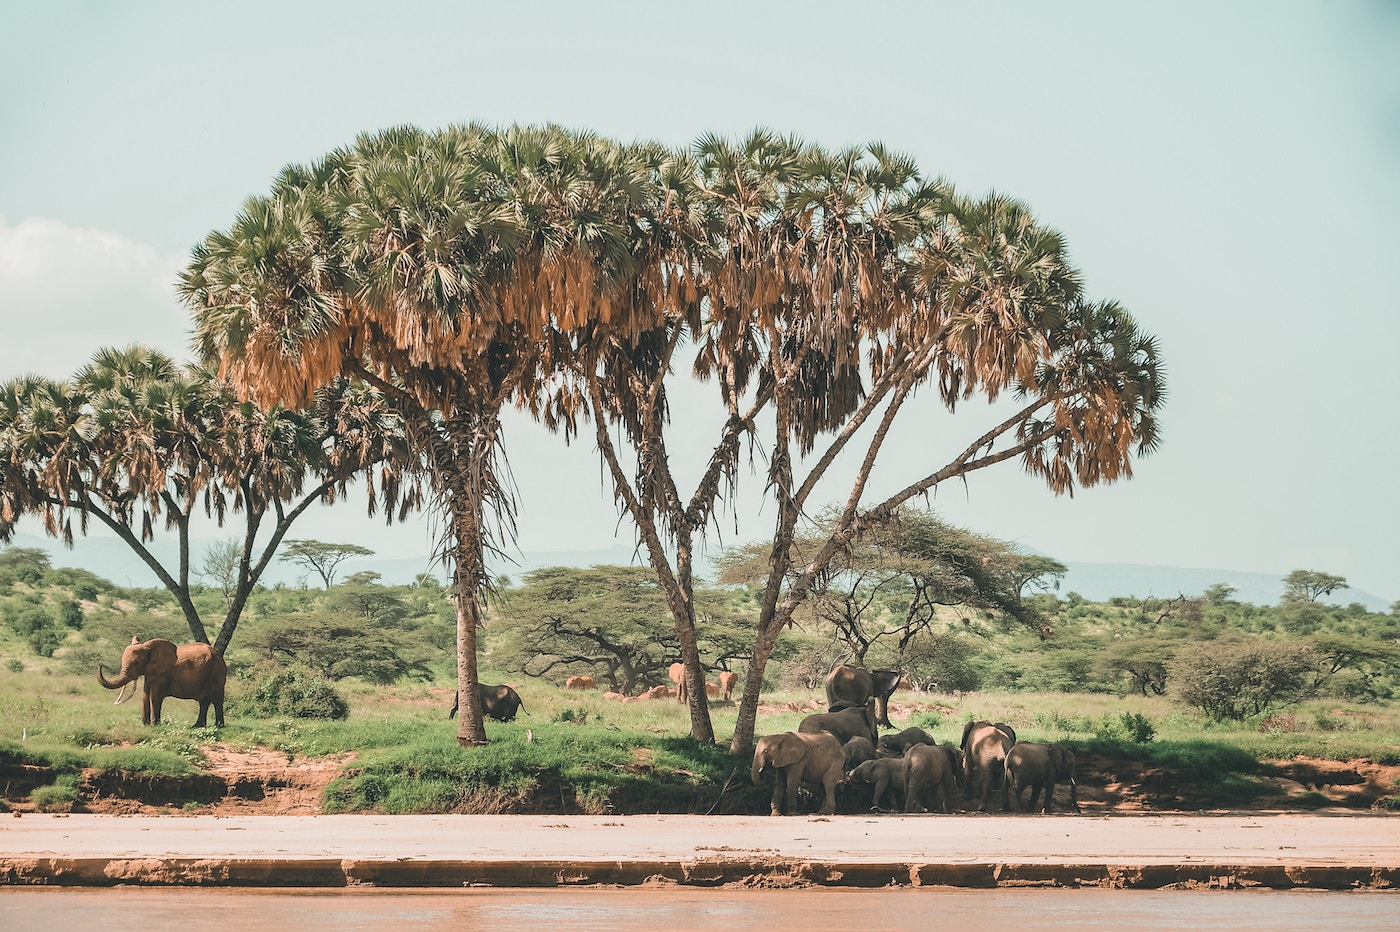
[
  {"xmin": 238, "ymin": 664, "xmax": 350, "ymax": 720},
  {"xmin": 1169, "ymin": 637, "xmax": 1312, "ymax": 721},
  {"xmin": 5, "ymin": 658, "xmax": 24, "ymax": 673},
  {"xmin": 1096, "ymin": 711, "xmax": 1155, "ymax": 743},
  {"xmin": 31, "ymin": 778, "xmax": 78, "ymax": 813}
]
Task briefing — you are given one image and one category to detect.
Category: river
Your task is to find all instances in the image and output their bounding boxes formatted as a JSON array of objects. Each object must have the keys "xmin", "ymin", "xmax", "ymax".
[{"xmin": 3, "ymin": 887, "xmax": 1395, "ymax": 930}]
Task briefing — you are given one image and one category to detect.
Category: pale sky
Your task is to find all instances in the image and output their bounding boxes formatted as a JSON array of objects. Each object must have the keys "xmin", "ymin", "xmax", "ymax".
[{"xmin": 2, "ymin": 1, "xmax": 1397, "ymax": 601}]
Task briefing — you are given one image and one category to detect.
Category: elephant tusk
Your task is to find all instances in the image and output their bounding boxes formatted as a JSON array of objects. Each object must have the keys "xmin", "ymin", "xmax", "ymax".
[{"xmin": 113, "ymin": 682, "xmax": 134, "ymax": 705}]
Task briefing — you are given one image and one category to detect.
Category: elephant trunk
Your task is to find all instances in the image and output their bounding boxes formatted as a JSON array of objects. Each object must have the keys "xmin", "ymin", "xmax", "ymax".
[
  {"xmin": 751, "ymin": 751, "xmax": 769, "ymax": 785},
  {"xmin": 97, "ymin": 663, "xmax": 132, "ymax": 691}
]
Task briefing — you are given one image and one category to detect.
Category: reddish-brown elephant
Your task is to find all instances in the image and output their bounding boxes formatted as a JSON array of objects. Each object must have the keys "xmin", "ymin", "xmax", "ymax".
[{"xmin": 97, "ymin": 636, "xmax": 227, "ymax": 727}]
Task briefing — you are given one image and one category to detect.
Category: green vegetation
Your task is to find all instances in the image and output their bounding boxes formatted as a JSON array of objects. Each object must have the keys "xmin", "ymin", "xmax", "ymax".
[{"xmin": 0, "ymin": 544, "xmax": 1396, "ymax": 814}]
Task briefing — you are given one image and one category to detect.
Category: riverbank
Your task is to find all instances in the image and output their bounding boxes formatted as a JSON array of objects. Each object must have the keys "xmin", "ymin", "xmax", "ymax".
[{"xmin": 3, "ymin": 813, "xmax": 1398, "ymax": 889}]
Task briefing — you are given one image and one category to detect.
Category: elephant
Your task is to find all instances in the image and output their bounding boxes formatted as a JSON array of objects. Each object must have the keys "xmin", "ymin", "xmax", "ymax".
[
  {"xmin": 564, "ymin": 675, "xmax": 596, "ymax": 690},
  {"xmin": 841, "ymin": 735, "xmax": 878, "ymax": 771},
  {"xmin": 448, "ymin": 684, "xmax": 527, "ymax": 722},
  {"xmin": 718, "ymin": 670, "xmax": 738, "ymax": 700},
  {"xmin": 750, "ymin": 730, "xmax": 845, "ymax": 816},
  {"xmin": 668, "ymin": 662, "xmax": 687, "ymax": 703},
  {"xmin": 825, "ymin": 664, "xmax": 901, "ymax": 727},
  {"xmin": 846, "ymin": 757, "xmax": 906, "ymax": 811},
  {"xmin": 1005, "ymin": 741, "xmax": 1080, "ymax": 813},
  {"xmin": 877, "ymin": 726, "xmax": 937, "ymax": 757},
  {"xmin": 960, "ymin": 720, "xmax": 1017, "ymax": 812},
  {"xmin": 798, "ymin": 696, "xmax": 878, "ymax": 747},
  {"xmin": 97, "ymin": 636, "xmax": 226, "ymax": 727},
  {"xmin": 903, "ymin": 743, "xmax": 958, "ymax": 813}
]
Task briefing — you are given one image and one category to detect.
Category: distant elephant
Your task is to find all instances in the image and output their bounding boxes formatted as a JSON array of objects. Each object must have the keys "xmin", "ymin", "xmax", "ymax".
[
  {"xmin": 799, "ymin": 696, "xmax": 878, "ymax": 747},
  {"xmin": 825, "ymin": 664, "xmax": 901, "ymax": 727},
  {"xmin": 448, "ymin": 684, "xmax": 527, "ymax": 722},
  {"xmin": 1005, "ymin": 742, "xmax": 1080, "ymax": 813},
  {"xmin": 564, "ymin": 675, "xmax": 596, "ymax": 690},
  {"xmin": 97, "ymin": 636, "xmax": 226, "ymax": 727},
  {"xmin": 751, "ymin": 731, "xmax": 845, "ymax": 816},
  {"xmin": 877, "ymin": 726, "xmax": 937, "ymax": 757},
  {"xmin": 718, "ymin": 670, "xmax": 738, "ymax": 700},
  {"xmin": 903, "ymin": 743, "xmax": 957, "ymax": 813},
  {"xmin": 846, "ymin": 757, "xmax": 906, "ymax": 811},
  {"xmin": 668, "ymin": 662, "xmax": 687, "ymax": 703},
  {"xmin": 961, "ymin": 720, "xmax": 1017, "ymax": 812}
]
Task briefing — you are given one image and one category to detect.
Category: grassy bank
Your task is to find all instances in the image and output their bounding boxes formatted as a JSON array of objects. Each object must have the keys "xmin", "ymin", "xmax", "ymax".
[{"xmin": 3, "ymin": 660, "xmax": 1399, "ymax": 813}]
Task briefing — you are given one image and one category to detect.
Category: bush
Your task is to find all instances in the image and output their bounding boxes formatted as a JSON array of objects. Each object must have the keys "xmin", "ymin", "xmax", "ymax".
[
  {"xmin": 1096, "ymin": 711, "xmax": 1156, "ymax": 743},
  {"xmin": 31, "ymin": 778, "xmax": 78, "ymax": 813},
  {"xmin": 1169, "ymin": 636, "xmax": 1312, "ymax": 721},
  {"xmin": 238, "ymin": 664, "xmax": 350, "ymax": 720}
]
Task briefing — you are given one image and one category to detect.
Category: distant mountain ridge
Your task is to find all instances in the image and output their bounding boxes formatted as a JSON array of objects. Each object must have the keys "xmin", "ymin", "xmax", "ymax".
[{"xmin": 4, "ymin": 530, "xmax": 1390, "ymax": 611}]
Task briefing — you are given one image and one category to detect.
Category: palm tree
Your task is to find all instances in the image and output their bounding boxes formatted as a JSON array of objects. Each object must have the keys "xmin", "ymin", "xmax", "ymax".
[
  {"xmin": 182, "ymin": 124, "xmax": 672, "ymax": 745},
  {"xmin": 0, "ymin": 346, "xmax": 401, "ymax": 652}
]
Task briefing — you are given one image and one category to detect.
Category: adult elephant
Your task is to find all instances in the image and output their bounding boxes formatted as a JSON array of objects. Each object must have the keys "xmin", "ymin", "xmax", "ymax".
[
  {"xmin": 449, "ymin": 684, "xmax": 527, "ymax": 722},
  {"xmin": 97, "ymin": 636, "xmax": 226, "ymax": 727},
  {"xmin": 1005, "ymin": 742, "xmax": 1080, "ymax": 813},
  {"xmin": 903, "ymin": 743, "xmax": 957, "ymax": 813},
  {"xmin": 825, "ymin": 664, "xmax": 901, "ymax": 727},
  {"xmin": 750, "ymin": 731, "xmax": 845, "ymax": 816},
  {"xmin": 960, "ymin": 720, "xmax": 1017, "ymax": 812},
  {"xmin": 799, "ymin": 697, "xmax": 878, "ymax": 747},
  {"xmin": 668, "ymin": 662, "xmax": 687, "ymax": 703}
]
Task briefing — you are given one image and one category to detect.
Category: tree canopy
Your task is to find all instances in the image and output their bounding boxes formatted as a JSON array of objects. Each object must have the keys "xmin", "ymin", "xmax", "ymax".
[
  {"xmin": 181, "ymin": 123, "xmax": 1165, "ymax": 748},
  {"xmin": 0, "ymin": 346, "xmax": 405, "ymax": 652}
]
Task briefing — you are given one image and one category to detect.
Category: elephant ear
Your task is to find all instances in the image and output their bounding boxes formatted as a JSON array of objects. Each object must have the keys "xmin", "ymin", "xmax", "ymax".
[
  {"xmin": 147, "ymin": 639, "xmax": 179, "ymax": 670},
  {"xmin": 996, "ymin": 722, "xmax": 1018, "ymax": 745},
  {"xmin": 960, "ymin": 719, "xmax": 978, "ymax": 750},
  {"xmin": 768, "ymin": 733, "xmax": 807, "ymax": 768}
]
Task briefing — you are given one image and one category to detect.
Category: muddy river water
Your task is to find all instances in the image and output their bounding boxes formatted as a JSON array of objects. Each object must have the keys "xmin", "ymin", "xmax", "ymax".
[{"xmin": 3, "ymin": 887, "xmax": 1396, "ymax": 930}]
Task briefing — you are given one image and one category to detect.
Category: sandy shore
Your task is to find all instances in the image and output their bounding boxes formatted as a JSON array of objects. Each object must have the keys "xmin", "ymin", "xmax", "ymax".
[{"xmin": 3, "ymin": 812, "xmax": 1398, "ymax": 889}]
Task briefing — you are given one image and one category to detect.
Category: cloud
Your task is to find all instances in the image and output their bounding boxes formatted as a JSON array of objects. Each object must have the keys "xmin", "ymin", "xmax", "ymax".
[{"xmin": 0, "ymin": 216, "xmax": 191, "ymax": 380}]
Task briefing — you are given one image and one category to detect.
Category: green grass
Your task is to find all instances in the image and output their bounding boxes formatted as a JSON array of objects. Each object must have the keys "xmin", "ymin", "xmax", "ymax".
[{"xmin": 2, "ymin": 652, "xmax": 1399, "ymax": 813}]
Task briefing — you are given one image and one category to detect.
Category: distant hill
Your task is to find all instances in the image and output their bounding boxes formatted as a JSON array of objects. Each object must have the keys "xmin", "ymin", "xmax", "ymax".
[{"xmin": 4, "ymin": 531, "xmax": 1390, "ymax": 611}]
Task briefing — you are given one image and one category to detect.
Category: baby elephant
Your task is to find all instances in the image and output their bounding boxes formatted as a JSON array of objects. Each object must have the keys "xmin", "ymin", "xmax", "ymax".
[
  {"xmin": 846, "ymin": 758, "xmax": 906, "ymax": 811},
  {"xmin": 903, "ymin": 743, "xmax": 958, "ymax": 813},
  {"xmin": 877, "ymin": 726, "xmax": 937, "ymax": 757},
  {"xmin": 1005, "ymin": 742, "xmax": 1080, "ymax": 813}
]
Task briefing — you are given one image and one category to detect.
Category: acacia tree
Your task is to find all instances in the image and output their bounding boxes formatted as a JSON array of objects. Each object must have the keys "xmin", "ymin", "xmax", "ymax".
[
  {"xmin": 720, "ymin": 508, "xmax": 1064, "ymax": 668},
  {"xmin": 182, "ymin": 125, "xmax": 682, "ymax": 745},
  {"xmin": 0, "ymin": 346, "xmax": 400, "ymax": 652},
  {"xmin": 279, "ymin": 539, "xmax": 375, "ymax": 589}
]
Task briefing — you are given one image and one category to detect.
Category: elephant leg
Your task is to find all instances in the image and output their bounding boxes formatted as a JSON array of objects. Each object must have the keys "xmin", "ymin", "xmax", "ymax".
[
  {"xmin": 195, "ymin": 700, "xmax": 210, "ymax": 728},
  {"xmin": 1027, "ymin": 782, "xmax": 1043, "ymax": 813},
  {"xmin": 141, "ymin": 687, "xmax": 153, "ymax": 726},
  {"xmin": 151, "ymin": 692, "xmax": 165, "ymax": 725},
  {"xmin": 784, "ymin": 769, "xmax": 803, "ymax": 816},
  {"xmin": 214, "ymin": 698, "xmax": 225, "ymax": 728},
  {"xmin": 1043, "ymin": 779, "xmax": 1056, "ymax": 813},
  {"xmin": 818, "ymin": 776, "xmax": 837, "ymax": 816},
  {"xmin": 873, "ymin": 776, "xmax": 890, "ymax": 811}
]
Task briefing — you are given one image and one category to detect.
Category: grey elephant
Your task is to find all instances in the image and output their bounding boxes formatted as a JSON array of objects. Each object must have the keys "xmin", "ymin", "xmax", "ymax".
[
  {"xmin": 846, "ymin": 757, "xmax": 906, "ymax": 811},
  {"xmin": 751, "ymin": 731, "xmax": 846, "ymax": 816},
  {"xmin": 903, "ymin": 743, "xmax": 958, "ymax": 813},
  {"xmin": 877, "ymin": 725, "xmax": 936, "ymax": 757},
  {"xmin": 449, "ymin": 684, "xmax": 527, "ymax": 722},
  {"xmin": 960, "ymin": 719, "xmax": 1017, "ymax": 812},
  {"xmin": 841, "ymin": 735, "xmax": 878, "ymax": 771},
  {"xmin": 1005, "ymin": 741, "xmax": 1080, "ymax": 813},
  {"xmin": 97, "ymin": 636, "xmax": 226, "ymax": 727},
  {"xmin": 825, "ymin": 664, "xmax": 901, "ymax": 727},
  {"xmin": 799, "ymin": 696, "xmax": 878, "ymax": 747}
]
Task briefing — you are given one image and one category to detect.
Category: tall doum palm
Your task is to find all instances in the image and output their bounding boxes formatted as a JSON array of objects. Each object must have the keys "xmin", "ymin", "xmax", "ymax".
[{"xmin": 182, "ymin": 125, "xmax": 676, "ymax": 744}]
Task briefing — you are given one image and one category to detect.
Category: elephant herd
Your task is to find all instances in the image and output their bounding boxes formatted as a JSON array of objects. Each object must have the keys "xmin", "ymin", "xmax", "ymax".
[{"xmin": 751, "ymin": 664, "xmax": 1081, "ymax": 817}]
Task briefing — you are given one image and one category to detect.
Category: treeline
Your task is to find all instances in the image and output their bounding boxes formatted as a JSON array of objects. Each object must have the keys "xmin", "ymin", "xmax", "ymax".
[{"xmin": 3, "ymin": 540, "xmax": 1395, "ymax": 726}]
